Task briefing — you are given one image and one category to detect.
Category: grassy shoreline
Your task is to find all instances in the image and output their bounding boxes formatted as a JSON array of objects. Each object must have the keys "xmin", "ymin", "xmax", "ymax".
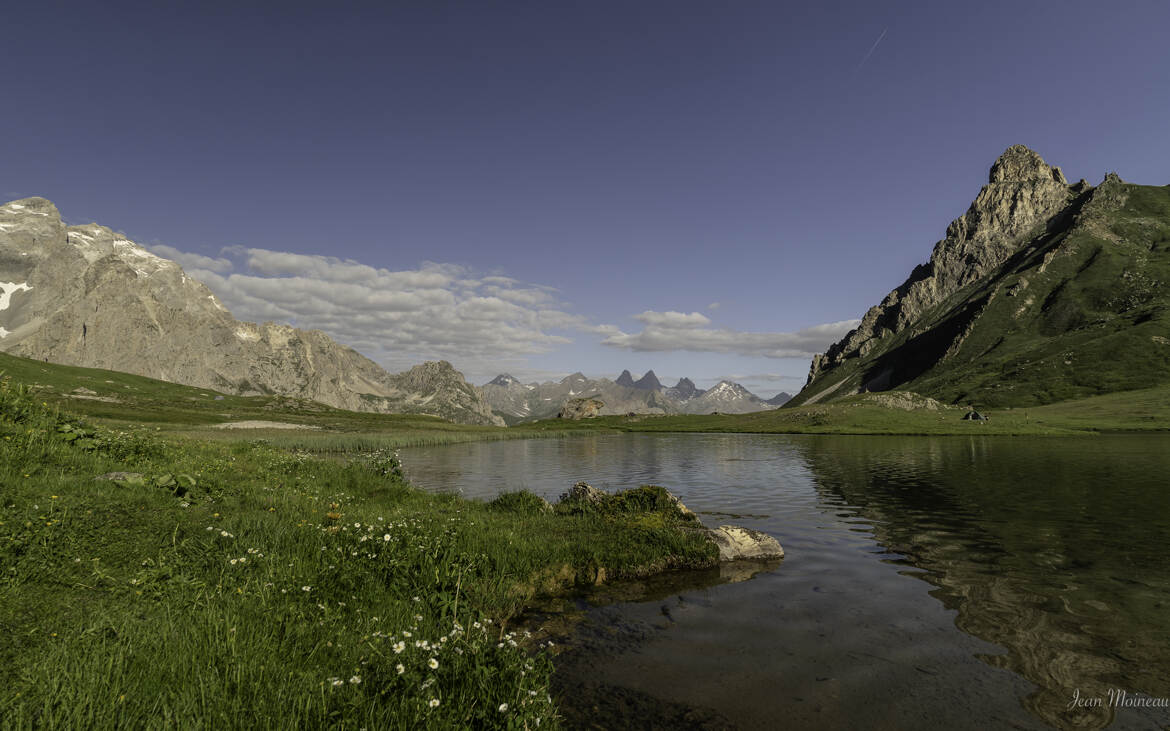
[{"xmin": 0, "ymin": 373, "xmax": 715, "ymax": 728}]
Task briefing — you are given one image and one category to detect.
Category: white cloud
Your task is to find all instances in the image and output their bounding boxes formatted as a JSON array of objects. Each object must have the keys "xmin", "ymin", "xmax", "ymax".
[
  {"xmin": 150, "ymin": 244, "xmax": 233, "ymax": 273},
  {"xmin": 602, "ymin": 311, "xmax": 859, "ymax": 359},
  {"xmin": 633, "ymin": 310, "xmax": 711, "ymax": 328},
  {"xmin": 152, "ymin": 244, "xmax": 586, "ymax": 371}
]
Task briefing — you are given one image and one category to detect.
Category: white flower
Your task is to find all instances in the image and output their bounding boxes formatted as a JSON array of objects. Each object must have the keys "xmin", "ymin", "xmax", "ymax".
[
  {"xmin": 229, "ymin": 559, "xmax": 238, "ymax": 565},
  {"xmin": 383, "ymin": 534, "xmax": 391, "ymax": 542},
  {"xmin": 428, "ymin": 698, "xmax": 440, "ymax": 708},
  {"xmin": 498, "ymin": 703, "xmax": 509, "ymax": 712},
  {"xmin": 396, "ymin": 663, "xmax": 405, "ymax": 674},
  {"xmin": 302, "ymin": 586, "xmax": 311, "ymax": 592},
  {"xmin": 331, "ymin": 679, "xmax": 344, "ymax": 687},
  {"xmin": 349, "ymin": 675, "xmax": 361, "ymax": 685},
  {"xmin": 428, "ymin": 658, "xmax": 439, "ymax": 670},
  {"xmin": 393, "ymin": 642, "xmax": 405, "ymax": 654}
]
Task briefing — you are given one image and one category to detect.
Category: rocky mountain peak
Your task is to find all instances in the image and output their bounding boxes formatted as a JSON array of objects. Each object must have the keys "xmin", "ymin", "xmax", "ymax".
[
  {"xmin": 633, "ymin": 370, "xmax": 662, "ymax": 391},
  {"xmin": 804, "ymin": 144, "xmax": 1079, "ymax": 390},
  {"xmin": 488, "ymin": 374, "xmax": 520, "ymax": 387},
  {"xmin": 0, "ymin": 198, "xmax": 503, "ymax": 426},
  {"xmin": 989, "ymin": 144, "xmax": 1067, "ymax": 185},
  {"xmin": 615, "ymin": 369, "xmax": 636, "ymax": 388}
]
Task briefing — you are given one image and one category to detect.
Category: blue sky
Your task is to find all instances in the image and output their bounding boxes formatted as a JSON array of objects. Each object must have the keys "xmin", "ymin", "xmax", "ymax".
[{"xmin": 4, "ymin": 1, "xmax": 1169, "ymax": 397}]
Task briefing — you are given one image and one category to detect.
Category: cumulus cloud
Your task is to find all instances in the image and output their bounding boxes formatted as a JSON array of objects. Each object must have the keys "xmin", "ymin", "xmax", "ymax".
[
  {"xmin": 602, "ymin": 311, "xmax": 859, "ymax": 359},
  {"xmin": 150, "ymin": 244, "xmax": 584, "ymax": 371},
  {"xmin": 150, "ymin": 244, "xmax": 233, "ymax": 274}
]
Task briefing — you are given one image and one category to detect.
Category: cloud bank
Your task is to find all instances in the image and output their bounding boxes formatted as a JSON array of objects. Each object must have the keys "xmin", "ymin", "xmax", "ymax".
[
  {"xmin": 151, "ymin": 245, "xmax": 587, "ymax": 372},
  {"xmin": 602, "ymin": 311, "xmax": 859, "ymax": 359}
]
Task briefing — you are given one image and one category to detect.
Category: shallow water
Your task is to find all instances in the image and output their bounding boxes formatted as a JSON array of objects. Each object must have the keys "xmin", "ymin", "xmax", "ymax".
[{"xmin": 401, "ymin": 433, "xmax": 1170, "ymax": 729}]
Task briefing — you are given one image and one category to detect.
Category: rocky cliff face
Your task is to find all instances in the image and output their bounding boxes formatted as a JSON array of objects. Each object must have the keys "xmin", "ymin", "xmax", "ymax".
[
  {"xmin": 0, "ymin": 197, "xmax": 503, "ymax": 426},
  {"xmin": 792, "ymin": 146, "xmax": 1170, "ymax": 407},
  {"xmin": 805, "ymin": 146, "xmax": 1083, "ymax": 391}
]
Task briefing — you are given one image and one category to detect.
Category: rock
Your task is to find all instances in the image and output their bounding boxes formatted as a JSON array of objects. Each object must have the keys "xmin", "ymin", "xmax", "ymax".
[
  {"xmin": 557, "ymin": 481, "xmax": 608, "ymax": 506},
  {"xmin": 704, "ymin": 525, "xmax": 785, "ymax": 561},
  {"xmin": 95, "ymin": 472, "xmax": 146, "ymax": 486},
  {"xmin": 71, "ymin": 386, "xmax": 97, "ymax": 395},
  {"xmin": 557, "ymin": 397, "xmax": 604, "ymax": 420}
]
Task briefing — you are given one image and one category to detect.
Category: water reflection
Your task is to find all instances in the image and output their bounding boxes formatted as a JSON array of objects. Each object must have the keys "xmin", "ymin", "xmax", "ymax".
[
  {"xmin": 796, "ymin": 435, "xmax": 1170, "ymax": 729},
  {"xmin": 402, "ymin": 433, "xmax": 1170, "ymax": 729}
]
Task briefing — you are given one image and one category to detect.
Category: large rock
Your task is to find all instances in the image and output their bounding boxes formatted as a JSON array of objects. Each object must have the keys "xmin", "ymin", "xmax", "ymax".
[
  {"xmin": 704, "ymin": 525, "xmax": 785, "ymax": 561},
  {"xmin": 557, "ymin": 397, "xmax": 604, "ymax": 420},
  {"xmin": 0, "ymin": 198, "xmax": 503, "ymax": 426}
]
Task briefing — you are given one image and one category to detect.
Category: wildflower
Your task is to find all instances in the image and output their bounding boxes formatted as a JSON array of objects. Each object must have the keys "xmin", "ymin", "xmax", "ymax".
[
  {"xmin": 428, "ymin": 699, "xmax": 440, "ymax": 708},
  {"xmin": 349, "ymin": 675, "xmax": 361, "ymax": 685},
  {"xmin": 396, "ymin": 663, "xmax": 405, "ymax": 675},
  {"xmin": 331, "ymin": 679, "xmax": 344, "ymax": 687},
  {"xmin": 414, "ymin": 614, "xmax": 423, "ymax": 622},
  {"xmin": 393, "ymin": 642, "xmax": 405, "ymax": 654},
  {"xmin": 230, "ymin": 559, "xmax": 238, "ymax": 566},
  {"xmin": 428, "ymin": 658, "xmax": 438, "ymax": 670},
  {"xmin": 302, "ymin": 586, "xmax": 311, "ymax": 592},
  {"xmin": 499, "ymin": 703, "xmax": 509, "ymax": 712}
]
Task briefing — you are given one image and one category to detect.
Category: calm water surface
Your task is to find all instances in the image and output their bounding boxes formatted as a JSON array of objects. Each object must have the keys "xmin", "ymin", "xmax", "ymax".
[{"xmin": 401, "ymin": 434, "xmax": 1170, "ymax": 729}]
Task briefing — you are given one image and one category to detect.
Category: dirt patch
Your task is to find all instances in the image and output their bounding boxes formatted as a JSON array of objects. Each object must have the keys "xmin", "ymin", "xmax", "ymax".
[{"xmin": 212, "ymin": 420, "xmax": 321, "ymax": 430}]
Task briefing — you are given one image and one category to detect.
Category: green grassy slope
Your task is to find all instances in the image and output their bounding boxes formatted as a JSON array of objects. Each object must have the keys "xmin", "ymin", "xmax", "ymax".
[
  {"xmin": 792, "ymin": 181, "xmax": 1170, "ymax": 408},
  {"xmin": 0, "ymin": 371, "xmax": 714, "ymax": 728}
]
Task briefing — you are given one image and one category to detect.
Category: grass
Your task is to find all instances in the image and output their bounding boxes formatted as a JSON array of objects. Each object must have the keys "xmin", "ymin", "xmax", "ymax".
[{"xmin": 0, "ymin": 372, "xmax": 715, "ymax": 729}]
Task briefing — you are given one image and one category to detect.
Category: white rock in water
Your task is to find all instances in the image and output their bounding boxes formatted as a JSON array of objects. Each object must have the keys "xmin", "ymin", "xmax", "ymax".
[{"xmin": 706, "ymin": 525, "xmax": 784, "ymax": 561}]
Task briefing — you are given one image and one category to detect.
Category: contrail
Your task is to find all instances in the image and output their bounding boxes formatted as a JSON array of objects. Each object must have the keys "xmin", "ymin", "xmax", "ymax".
[{"xmin": 856, "ymin": 28, "xmax": 887, "ymax": 70}]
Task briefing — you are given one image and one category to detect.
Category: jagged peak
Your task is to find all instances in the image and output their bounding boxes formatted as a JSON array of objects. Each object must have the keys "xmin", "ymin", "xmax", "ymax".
[
  {"xmin": 633, "ymin": 370, "xmax": 662, "ymax": 390},
  {"xmin": 615, "ymin": 369, "xmax": 636, "ymax": 387},
  {"xmin": 1, "ymin": 197, "xmax": 62, "ymax": 221},
  {"xmin": 487, "ymin": 374, "xmax": 519, "ymax": 387},
  {"xmin": 989, "ymin": 145, "xmax": 1067, "ymax": 185}
]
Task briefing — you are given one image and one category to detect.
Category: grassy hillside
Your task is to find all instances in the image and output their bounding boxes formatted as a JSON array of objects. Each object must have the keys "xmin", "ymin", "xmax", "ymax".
[
  {"xmin": 0, "ymin": 369, "xmax": 715, "ymax": 728},
  {"xmin": 793, "ymin": 181, "xmax": 1170, "ymax": 408}
]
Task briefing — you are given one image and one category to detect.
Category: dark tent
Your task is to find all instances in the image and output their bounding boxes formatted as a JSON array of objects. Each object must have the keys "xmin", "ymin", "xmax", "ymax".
[{"xmin": 961, "ymin": 410, "xmax": 987, "ymax": 421}]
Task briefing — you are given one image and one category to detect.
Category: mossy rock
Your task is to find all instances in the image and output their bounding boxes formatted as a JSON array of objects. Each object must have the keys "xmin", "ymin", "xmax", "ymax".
[{"xmin": 488, "ymin": 490, "xmax": 552, "ymax": 514}]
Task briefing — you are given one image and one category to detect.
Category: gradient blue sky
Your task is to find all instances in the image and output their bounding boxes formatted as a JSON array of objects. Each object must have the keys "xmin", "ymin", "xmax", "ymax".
[{"xmin": 5, "ymin": 1, "xmax": 1169, "ymax": 397}]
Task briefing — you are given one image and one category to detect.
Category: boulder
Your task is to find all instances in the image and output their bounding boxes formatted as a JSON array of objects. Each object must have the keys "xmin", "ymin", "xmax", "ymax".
[
  {"xmin": 557, "ymin": 397, "xmax": 604, "ymax": 420},
  {"xmin": 557, "ymin": 481, "xmax": 608, "ymax": 506},
  {"xmin": 704, "ymin": 525, "xmax": 785, "ymax": 561}
]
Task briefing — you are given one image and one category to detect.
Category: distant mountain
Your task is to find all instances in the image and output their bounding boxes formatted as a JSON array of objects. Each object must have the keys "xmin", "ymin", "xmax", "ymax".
[
  {"xmin": 632, "ymin": 370, "xmax": 663, "ymax": 391},
  {"xmin": 0, "ymin": 197, "xmax": 503, "ymax": 426},
  {"xmin": 666, "ymin": 377, "xmax": 705, "ymax": 401},
  {"xmin": 481, "ymin": 369, "xmax": 778, "ymax": 423},
  {"xmin": 765, "ymin": 392, "xmax": 792, "ymax": 406},
  {"xmin": 791, "ymin": 145, "xmax": 1170, "ymax": 407},
  {"xmin": 682, "ymin": 381, "xmax": 771, "ymax": 414}
]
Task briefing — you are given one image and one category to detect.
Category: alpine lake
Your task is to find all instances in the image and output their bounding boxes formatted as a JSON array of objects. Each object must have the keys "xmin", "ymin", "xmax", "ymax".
[{"xmin": 401, "ymin": 433, "xmax": 1170, "ymax": 730}]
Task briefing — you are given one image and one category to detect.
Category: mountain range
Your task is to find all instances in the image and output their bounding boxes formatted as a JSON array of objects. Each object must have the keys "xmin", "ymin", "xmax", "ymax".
[
  {"xmin": 0, "ymin": 197, "xmax": 503, "ymax": 426},
  {"xmin": 481, "ymin": 370, "xmax": 790, "ymax": 424},
  {"xmin": 791, "ymin": 145, "xmax": 1170, "ymax": 407}
]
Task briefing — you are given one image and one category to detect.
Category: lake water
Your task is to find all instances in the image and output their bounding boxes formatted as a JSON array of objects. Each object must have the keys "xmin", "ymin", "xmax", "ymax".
[{"xmin": 401, "ymin": 434, "xmax": 1170, "ymax": 729}]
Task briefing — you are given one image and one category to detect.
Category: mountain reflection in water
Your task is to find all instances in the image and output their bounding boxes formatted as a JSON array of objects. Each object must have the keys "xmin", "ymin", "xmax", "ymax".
[
  {"xmin": 402, "ymin": 433, "xmax": 1170, "ymax": 729},
  {"xmin": 797, "ymin": 435, "xmax": 1170, "ymax": 729}
]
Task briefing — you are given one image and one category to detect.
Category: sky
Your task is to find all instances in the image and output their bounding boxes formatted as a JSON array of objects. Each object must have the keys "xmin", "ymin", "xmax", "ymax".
[{"xmin": 4, "ymin": 0, "xmax": 1170, "ymax": 398}]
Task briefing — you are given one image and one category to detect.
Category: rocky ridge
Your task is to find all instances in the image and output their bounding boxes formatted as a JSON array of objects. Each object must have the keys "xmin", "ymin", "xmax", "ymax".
[
  {"xmin": 0, "ymin": 197, "xmax": 503, "ymax": 426},
  {"xmin": 482, "ymin": 369, "xmax": 780, "ymax": 423},
  {"xmin": 792, "ymin": 145, "xmax": 1170, "ymax": 407}
]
